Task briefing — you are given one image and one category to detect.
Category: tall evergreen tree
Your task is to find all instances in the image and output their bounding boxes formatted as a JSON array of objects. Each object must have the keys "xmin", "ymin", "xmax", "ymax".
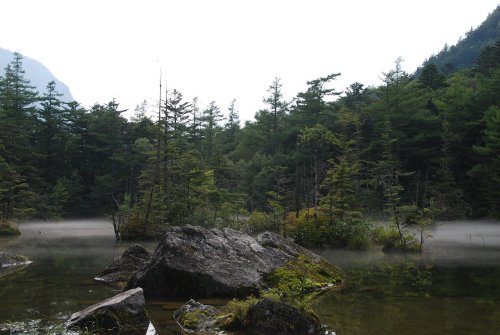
[{"xmin": 201, "ymin": 101, "xmax": 224, "ymax": 162}]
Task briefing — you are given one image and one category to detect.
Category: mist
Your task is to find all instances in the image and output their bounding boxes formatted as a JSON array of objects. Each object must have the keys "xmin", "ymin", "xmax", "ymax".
[{"xmin": 315, "ymin": 220, "xmax": 500, "ymax": 268}]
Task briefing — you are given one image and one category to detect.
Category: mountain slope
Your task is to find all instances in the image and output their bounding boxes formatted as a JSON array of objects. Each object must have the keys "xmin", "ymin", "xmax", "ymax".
[
  {"xmin": 417, "ymin": 5, "xmax": 500, "ymax": 75},
  {"xmin": 0, "ymin": 48, "xmax": 74, "ymax": 101}
]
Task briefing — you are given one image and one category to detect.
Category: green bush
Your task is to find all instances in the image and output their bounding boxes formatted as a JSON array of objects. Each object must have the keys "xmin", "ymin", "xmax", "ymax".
[
  {"xmin": 0, "ymin": 220, "xmax": 21, "ymax": 236},
  {"xmin": 247, "ymin": 211, "xmax": 276, "ymax": 233},
  {"xmin": 285, "ymin": 208, "xmax": 373, "ymax": 249},
  {"xmin": 373, "ymin": 224, "xmax": 418, "ymax": 251},
  {"xmin": 373, "ymin": 225, "xmax": 401, "ymax": 250},
  {"xmin": 347, "ymin": 231, "xmax": 370, "ymax": 249}
]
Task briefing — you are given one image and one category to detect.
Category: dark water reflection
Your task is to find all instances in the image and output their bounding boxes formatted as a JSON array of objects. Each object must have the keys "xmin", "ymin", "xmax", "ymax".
[
  {"xmin": 313, "ymin": 220, "xmax": 500, "ymax": 335},
  {"xmin": 0, "ymin": 220, "xmax": 157, "ymax": 331},
  {"xmin": 1, "ymin": 219, "xmax": 499, "ymax": 334}
]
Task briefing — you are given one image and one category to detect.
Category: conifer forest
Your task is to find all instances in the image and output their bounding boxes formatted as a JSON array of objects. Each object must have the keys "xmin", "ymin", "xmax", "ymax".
[{"xmin": 1, "ymin": 38, "xmax": 499, "ymax": 249}]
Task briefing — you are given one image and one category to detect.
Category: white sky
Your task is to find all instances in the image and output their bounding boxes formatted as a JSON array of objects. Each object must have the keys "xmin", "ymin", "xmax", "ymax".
[{"xmin": 1, "ymin": 0, "xmax": 498, "ymax": 122}]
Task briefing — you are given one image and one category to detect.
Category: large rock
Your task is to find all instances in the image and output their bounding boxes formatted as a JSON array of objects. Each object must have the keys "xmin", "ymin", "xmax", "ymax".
[
  {"xmin": 126, "ymin": 225, "xmax": 342, "ymax": 297},
  {"xmin": 66, "ymin": 288, "xmax": 149, "ymax": 334},
  {"xmin": 95, "ymin": 244, "xmax": 151, "ymax": 287}
]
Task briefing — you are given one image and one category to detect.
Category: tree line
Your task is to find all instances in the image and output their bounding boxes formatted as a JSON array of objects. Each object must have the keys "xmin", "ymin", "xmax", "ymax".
[{"xmin": 1, "ymin": 46, "xmax": 498, "ymax": 246}]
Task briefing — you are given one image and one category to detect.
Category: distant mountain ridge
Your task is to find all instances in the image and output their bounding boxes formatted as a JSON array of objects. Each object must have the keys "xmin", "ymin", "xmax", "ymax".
[
  {"xmin": 417, "ymin": 5, "xmax": 500, "ymax": 75},
  {"xmin": 0, "ymin": 47, "xmax": 74, "ymax": 102}
]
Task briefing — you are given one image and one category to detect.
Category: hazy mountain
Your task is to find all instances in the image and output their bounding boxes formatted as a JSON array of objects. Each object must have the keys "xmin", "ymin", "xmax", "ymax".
[
  {"xmin": 416, "ymin": 5, "xmax": 500, "ymax": 76},
  {"xmin": 0, "ymin": 47, "xmax": 74, "ymax": 101}
]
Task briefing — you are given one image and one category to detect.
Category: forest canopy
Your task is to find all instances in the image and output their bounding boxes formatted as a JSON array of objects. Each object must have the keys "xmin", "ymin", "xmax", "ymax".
[{"xmin": 1, "ymin": 37, "xmax": 499, "ymax": 245}]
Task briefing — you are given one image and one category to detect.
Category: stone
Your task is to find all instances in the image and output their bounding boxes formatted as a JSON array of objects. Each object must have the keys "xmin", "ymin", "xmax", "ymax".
[
  {"xmin": 244, "ymin": 298, "xmax": 322, "ymax": 334},
  {"xmin": 95, "ymin": 244, "xmax": 151, "ymax": 287},
  {"xmin": 0, "ymin": 252, "xmax": 31, "ymax": 277},
  {"xmin": 126, "ymin": 225, "xmax": 342, "ymax": 297},
  {"xmin": 173, "ymin": 299, "xmax": 220, "ymax": 333},
  {"xmin": 66, "ymin": 288, "xmax": 149, "ymax": 335},
  {"xmin": 173, "ymin": 298, "xmax": 323, "ymax": 335}
]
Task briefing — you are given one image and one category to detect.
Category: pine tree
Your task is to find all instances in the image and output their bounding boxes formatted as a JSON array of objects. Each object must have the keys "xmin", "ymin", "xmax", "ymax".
[
  {"xmin": 263, "ymin": 77, "xmax": 287, "ymax": 154},
  {"xmin": 0, "ymin": 52, "xmax": 39, "ymax": 181},
  {"xmin": 201, "ymin": 101, "xmax": 224, "ymax": 162},
  {"xmin": 0, "ymin": 52, "xmax": 40, "ymax": 220},
  {"xmin": 37, "ymin": 81, "xmax": 68, "ymax": 184},
  {"xmin": 223, "ymin": 99, "xmax": 240, "ymax": 151}
]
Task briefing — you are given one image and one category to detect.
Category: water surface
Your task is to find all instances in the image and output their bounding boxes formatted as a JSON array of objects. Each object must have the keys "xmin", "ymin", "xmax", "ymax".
[
  {"xmin": 1, "ymin": 219, "xmax": 499, "ymax": 334},
  {"xmin": 313, "ymin": 220, "xmax": 500, "ymax": 335}
]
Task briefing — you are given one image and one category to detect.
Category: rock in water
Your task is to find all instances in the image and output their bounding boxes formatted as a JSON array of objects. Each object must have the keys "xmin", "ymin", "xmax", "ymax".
[
  {"xmin": 95, "ymin": 244, "xmax": 151, "ymax": 287},
  {"xmin": 173, "ymin": 299, "xmax": 220, "ymax": 333},
  {"xmin": 126, "ymin": 225, "xmax": 342, "ymax": 297},
  {"xmin": 245, "ymin": 298, "xmax": 322, "ymax": 334},
  {"xmin": 173, "ymin": 298, "xmax": 323, "ymax": 335},
  {"xmin": 0, "ymin": 252, "xmax": 31, "ymax": 278},
  {"xmin": 66, "ymin": 288, "xmax": 149, "ymax": 334}
]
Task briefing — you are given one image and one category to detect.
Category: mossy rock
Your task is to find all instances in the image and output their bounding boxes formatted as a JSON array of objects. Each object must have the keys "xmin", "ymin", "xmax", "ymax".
[
  {"xmin": 265, "ymin": 254, "xmax": 343, "ymax": 298},
  {"xmin": 173, "ymin": 299, "xmax": 220, "ymax": 332},
  {"xmin": 243, "ymin": 298, "xmax": 322, "ymax": 334},
  {"xmin": 177, "ymin": 297, "xmax": 324, "ymax": 335},
  {"xmin": 0, "ymin": 221, "xmax": 21, "ymax": 236}
]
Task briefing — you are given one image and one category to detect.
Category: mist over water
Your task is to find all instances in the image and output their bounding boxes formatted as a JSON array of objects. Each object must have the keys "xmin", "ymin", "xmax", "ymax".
[
  {"xmin": 2, "ymin": 219, "xmax": 127, "ymax": 261},
  {"xmin": 425, "ymin": 219, "xmax": 500, "ymax": 266},
  {"xmin": 18, "ymin": 218, "xmax": 115, "ymax": 238},
  {"xmin": 314, "ymin": 219, "xmax": 500, "ymax": 268}
]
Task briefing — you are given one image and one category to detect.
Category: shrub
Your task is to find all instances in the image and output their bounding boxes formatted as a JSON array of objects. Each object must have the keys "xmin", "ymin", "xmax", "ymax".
[
  {"xmin": 0, "ymin": 220, "xmax": 21, "ymax": 236},
  {"xmin": 247, "ymin": 211, "xmax": 276, "ymax": 233},
  {"xmin": 285, "ymin": 208, "xmax": 373, "ymax": 249},
  {"xmin": 373, "ymin": 224, "xmax": 418, "ymax": 251}
]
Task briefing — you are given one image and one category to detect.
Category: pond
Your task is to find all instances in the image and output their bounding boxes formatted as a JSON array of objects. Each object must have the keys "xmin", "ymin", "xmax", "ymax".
[{"xmin": 0, "ymin": 219, "xmax": 499, "ymax": 334}]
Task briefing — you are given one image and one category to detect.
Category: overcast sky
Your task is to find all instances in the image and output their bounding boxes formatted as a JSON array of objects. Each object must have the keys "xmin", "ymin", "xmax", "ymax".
[{"xmin": 1, "ymin": 1, "xmax": 498, "ymax": 122}]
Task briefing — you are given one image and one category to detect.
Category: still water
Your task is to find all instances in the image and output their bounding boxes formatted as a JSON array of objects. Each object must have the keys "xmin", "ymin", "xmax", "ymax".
[{"xmin": 0, "ymin": 219, "xmax": 499, "ymax": 334}]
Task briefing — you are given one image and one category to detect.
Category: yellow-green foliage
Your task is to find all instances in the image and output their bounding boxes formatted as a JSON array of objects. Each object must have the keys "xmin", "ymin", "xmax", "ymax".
[
  {"xmin": 265, "ymin": 255, "xmax": 343, "ymax": 297},
  {"xmin": 373, "ymin": 224, "xmax": 401, "ymax": 248},
  {"xmin": 179, "ymin": 309, "xmax": 209, "ymax": 330},
  {"xmin": 0, "ymin": 220, "xmax": 21, "ymax": 236},
  {"xmin": 373, "ymin": 224, "xmax": 418, "ymax": 252},
  {"xmin": 284, "ymin": 208, "xmax": 330, "ymax": 246},
  {"xmin": 284, "ymin": 207, "xmax": 372, "ymax": 248},
  {"xmin": 219, "ymin": 256, "xmax": 342, "ymax": 330},
  {"xmin": 247, "ymin": 211, "xmax": 275, "ymax": 233},
  {"xmin": 220, "ymin": 295, "xmax": 259, "ymax": 329}
]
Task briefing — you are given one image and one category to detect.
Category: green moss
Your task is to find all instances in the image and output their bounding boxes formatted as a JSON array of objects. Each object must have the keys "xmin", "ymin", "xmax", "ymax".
[
  {"xmin": 265, "ymin": 255, "xmax": 343, "ymax": 297},
  {"xmin": 219, "ymin": 295, "xmax": 259, "ymax": 329},
  {"xmin": 218, "ymin": 295, "xmax": 322, "ymax": 332},
  {"xmin": 0, "ymin": 221, "xmax": 21, "ymax": 236},
  {"xmin": 217, "ymin": 255, "xmax": 343, "ymax": 332},
  {"xmin": 178, "ymin": 308, "xmax": 213, "ymax": 330}
]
